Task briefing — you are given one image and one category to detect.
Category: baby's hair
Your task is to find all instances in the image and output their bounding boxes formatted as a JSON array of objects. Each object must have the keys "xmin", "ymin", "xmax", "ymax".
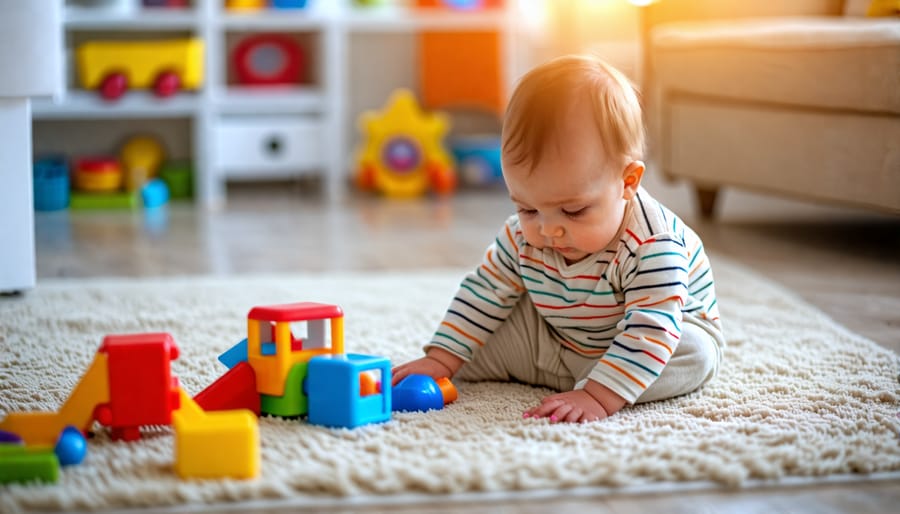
[{"xmin": 502, "ymin": 55, "xmax": 645, "ymax": 173}]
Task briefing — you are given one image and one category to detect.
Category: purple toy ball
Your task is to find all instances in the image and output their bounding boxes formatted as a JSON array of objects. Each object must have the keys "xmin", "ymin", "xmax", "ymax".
[
  {"xmin": 54, "ymin": 426, "xmax": 87, "ymax": 466},
  {"xmin": 0, "ymin": 429, "xmax": 24, "ymax": 445}
]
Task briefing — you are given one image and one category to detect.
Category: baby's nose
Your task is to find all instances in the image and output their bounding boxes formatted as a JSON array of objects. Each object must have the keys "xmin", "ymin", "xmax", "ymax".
[{"xmin": 540, "ymin": 222, "xmax": 565, "ymax": 238}]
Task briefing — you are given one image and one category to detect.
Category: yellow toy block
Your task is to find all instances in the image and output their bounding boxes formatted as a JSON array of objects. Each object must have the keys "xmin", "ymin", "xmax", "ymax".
[
  {"xmin": 76, "ymin": 38, "xmax": 204, "ymax": 91},
  {"xmin": 0, "ymin": 353, "xmax": 109, "ymax": 446},
  {"xmin": 172, "ymin": 389, "xmax": 259, "ymax": 480}
]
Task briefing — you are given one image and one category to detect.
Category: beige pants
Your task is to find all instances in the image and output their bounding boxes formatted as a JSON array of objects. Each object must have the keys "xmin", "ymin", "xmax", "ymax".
[{"xmin": 456, "ymin": 295, "xmax": 722, "ymax": 404}]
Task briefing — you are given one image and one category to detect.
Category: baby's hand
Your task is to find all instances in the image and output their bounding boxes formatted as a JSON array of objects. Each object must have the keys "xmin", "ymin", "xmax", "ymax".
[
  {"xmin": 523, "ymin": 390, "xmax": 609, "ymax": 423},
  {"xmin": 524, "ymin": 380, "xmax": 626, "ymax": 423},
  {"xmin": 391, "ymin": 355, "xmax": 453, "ymax": 386}
]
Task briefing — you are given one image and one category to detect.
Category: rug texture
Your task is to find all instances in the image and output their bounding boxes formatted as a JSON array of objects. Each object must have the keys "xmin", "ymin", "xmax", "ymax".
[{"xmin": 1, "ymin": 258, "xmax": 898, "ymax": 512}]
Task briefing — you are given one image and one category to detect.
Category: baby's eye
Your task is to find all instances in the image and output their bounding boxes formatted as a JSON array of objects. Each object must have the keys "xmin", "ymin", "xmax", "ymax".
[
  {"xmin": 562, "ymin": 207, "xmax": 587, "ymax": 217},
  {"xmin": 517, "ymin": 207, "xmax": 538, "ymax": 216}
]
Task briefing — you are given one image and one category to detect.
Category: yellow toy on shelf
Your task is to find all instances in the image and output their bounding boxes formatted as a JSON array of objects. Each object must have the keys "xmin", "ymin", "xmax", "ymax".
[
  {"xmin": 120, "ymin": 135, "xmax": 166, "ymax": 192},
  {"xmin": 76, "ymin": 38, "xmax": 204, "ymax": 101},
  {"xmin": 354, "ymin": 89, "xmax": 457, "ymax": 198}
]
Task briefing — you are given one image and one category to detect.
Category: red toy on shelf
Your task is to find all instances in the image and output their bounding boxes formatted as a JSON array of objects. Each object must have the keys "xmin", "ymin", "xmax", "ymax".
[{"xmin": 233, "ymin": 34, "xmax": 305, "ymax": 86}]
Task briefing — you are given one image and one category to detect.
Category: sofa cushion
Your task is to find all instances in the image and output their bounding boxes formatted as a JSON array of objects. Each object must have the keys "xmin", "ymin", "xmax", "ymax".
[{"xmin": 651, "ymin": 17, "xmax": 900, "ymax": 114}]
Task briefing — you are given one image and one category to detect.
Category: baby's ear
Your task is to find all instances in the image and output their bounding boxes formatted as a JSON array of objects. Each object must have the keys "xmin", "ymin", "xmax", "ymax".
[{"xmin": 622, "ymin": 161, "xmax": 645, "ymax": 200}]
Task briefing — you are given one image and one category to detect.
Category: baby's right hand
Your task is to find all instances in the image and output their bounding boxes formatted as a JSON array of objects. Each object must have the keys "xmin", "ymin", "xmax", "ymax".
[{"xmin": 391, "ymin": 351, "xmax": 461, "ymax": 386}]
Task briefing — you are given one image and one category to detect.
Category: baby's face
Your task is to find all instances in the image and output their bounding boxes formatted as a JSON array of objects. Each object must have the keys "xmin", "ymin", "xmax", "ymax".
[{"xmin": 503, "ymin": 111, "xmax": 636, "ymax": 265}]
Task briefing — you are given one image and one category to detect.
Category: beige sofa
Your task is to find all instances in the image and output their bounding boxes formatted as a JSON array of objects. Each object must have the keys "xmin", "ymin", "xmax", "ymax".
[{"xmin": 643, "ymin": 0, "xmax": 900, "ymax": 217}]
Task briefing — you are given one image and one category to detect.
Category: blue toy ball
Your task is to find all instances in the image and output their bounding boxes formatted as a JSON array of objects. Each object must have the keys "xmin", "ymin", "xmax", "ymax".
[
  {"xmin": 141, "ymin": 178, "xmax": 170, "ymax": 208},
  {"xmin": 392, "ymin": 374, "xmax": 445, "ymax": 413},
  {"xmin": 54, "ymin": 426, "xmax": 87, "ymax": 466}
]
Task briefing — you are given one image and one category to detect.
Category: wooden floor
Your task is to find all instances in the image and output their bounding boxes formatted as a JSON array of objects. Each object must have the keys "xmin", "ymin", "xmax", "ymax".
[{"xmin": 31, "ymin": 172, "xmax": 900, "ymax": 513}]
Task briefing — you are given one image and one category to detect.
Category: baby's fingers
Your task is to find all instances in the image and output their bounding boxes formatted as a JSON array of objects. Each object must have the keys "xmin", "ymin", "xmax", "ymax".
[
  {"xmin": 547, "ymin": 403, "xmax": 574, "ymax": 423},
  {"xmin": 523, "ymin": 399, "xmax": 562, "ymax": 419}
]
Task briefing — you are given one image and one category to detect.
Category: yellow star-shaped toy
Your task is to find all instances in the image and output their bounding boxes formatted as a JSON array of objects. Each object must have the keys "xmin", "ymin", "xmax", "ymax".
[{"xmin": 354, "ymin": 89, "xmax": 456, "ymax": 197}]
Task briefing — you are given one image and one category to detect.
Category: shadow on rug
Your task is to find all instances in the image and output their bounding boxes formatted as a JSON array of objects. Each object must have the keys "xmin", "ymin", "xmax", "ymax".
[{"xmin": 1, "ymin": 258, "xmax": 898, "ymax": 512}]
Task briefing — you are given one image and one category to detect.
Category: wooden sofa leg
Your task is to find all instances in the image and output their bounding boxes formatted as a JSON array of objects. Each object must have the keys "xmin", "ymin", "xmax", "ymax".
[{"xmin": 695, "ymin": 186, "xmax": 719, "ymax": 219}]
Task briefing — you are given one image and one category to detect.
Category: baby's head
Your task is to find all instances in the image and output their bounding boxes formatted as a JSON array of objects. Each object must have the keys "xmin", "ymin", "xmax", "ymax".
[
  {"xmin": 501, "ymin": 55, "xmax": 646, "ymax": 264},
  {"xmin": 502, "ymin": 54, "xmax": 644, "ymax": 176}
]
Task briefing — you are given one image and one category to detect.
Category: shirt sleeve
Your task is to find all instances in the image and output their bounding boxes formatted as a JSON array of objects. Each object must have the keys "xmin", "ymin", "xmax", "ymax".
[
  {"xmin": 586, "ymin": 233, "xmax": 689, "ymax": 403},
  {"xmin": 424, "ymin": 217, "xmax": 527, "ymax": 361}
]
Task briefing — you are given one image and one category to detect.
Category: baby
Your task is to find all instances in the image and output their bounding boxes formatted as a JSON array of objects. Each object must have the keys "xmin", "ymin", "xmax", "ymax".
[{"xmin": 392, "ymin": 55, "xmax": 725, "ymax": 423}]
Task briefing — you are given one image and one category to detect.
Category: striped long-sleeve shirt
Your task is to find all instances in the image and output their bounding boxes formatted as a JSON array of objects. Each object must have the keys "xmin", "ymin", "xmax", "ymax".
[{"xmin": 426, "ymin": 189, "xmax": 724, "ymax": 403}]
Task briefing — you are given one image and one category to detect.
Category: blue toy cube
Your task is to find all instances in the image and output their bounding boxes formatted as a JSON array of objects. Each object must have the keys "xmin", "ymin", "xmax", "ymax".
[{"xmin": 306, "ymin": 354, "xmax": 391, "ymax": 429}]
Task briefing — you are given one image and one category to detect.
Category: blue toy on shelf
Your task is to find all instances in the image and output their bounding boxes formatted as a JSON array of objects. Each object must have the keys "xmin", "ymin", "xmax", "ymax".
[
  {"xmin": 33, "ymin": 156, "xmax": 70, "ymax": 211},
  {"xmin": 141, "ymin": 178, "xmax": 170, "ymax": 208},
  {"xmin": 449, "ymin": 134, "xmax": 503, "ymax": 187}
]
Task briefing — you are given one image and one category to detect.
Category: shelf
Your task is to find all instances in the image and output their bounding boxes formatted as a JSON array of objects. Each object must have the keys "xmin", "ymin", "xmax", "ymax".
[
  {"xmin": 213, "ymin": 87, "xmax": 326, "ymax": 114},
  {"xmin": 65, "ymin": 7, "xmax": 201, "ymax": 30},
  {"xmin": 32, "ymin": 90, "xmax": 200, "ymax": 119},
  {"xmin": 343, "ymin": 7, "xmax": 508, "ymax": 32},
  {"xmin": 219, "ymin": 11, "xmax": 329, "ymax": 31},
  {"xmin": 39, "ymin": 2, "xmax": 517, "ymax": 207}
]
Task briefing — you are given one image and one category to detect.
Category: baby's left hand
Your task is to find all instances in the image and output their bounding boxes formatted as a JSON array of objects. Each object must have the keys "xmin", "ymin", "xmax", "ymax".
[{"xmin": 523, "ymin": 390, "xmax": 608, "ymax": 423}]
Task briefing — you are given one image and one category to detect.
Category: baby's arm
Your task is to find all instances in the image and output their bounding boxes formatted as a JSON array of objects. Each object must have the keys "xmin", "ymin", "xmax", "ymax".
[
  {"xmin": 524, "ymin": 380, "xmax": 627, "ymax": 423},
  {"xmin": 391, "ymin": 347, "xmax": 464, "ymax": 386}
]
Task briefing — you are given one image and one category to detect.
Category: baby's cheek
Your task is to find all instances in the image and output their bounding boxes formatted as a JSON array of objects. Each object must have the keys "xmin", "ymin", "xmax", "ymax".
[{"xmin": 521, "ymin": 226, "xmax": 544, "ymax": 248}]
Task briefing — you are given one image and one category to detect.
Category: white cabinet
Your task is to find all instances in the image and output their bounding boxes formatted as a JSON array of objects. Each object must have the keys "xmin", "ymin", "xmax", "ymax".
[
  {"xmin": 215, "ymin": 116, "xmax": 322, "ymax": 177},
  {"xmin": 0, "ymin": 0, "xmax": 62, "ymax": 293},
  {"xmin": 32, "ymin": 0, "xmax": 518, "ymax": 208}
]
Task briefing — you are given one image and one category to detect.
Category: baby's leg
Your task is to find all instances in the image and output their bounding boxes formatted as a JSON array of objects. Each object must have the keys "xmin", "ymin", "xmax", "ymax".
[
  {"xmin": 455, "ymin": 295, "xmax": 573, "ymax": 391},
  {"xmin": 634, "ymin": 322, "xmax": 721, "ymax": 404}
]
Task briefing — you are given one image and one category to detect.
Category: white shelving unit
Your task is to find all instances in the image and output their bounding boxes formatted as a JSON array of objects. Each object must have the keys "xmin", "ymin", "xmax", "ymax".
[{"xmin": 33, "ymin": 0, "xmax": 518, "ymax": 208}]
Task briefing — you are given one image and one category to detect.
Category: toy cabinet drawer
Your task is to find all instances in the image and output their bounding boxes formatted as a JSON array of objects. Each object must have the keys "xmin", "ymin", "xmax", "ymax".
[{"xmin": 215, "ymin": 117, "xmax": 322, "ymax": 176}]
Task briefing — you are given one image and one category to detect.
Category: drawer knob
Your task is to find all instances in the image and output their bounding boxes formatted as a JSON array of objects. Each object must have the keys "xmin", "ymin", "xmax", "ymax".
[{"xmin": 264, "ymin": 135, "xmax": 284, "ymax": 156}]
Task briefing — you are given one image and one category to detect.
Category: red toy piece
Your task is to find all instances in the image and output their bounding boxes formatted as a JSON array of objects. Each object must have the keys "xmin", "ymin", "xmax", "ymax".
[
  {"xmin": 94, "ymin": 333, "xmax": 181, "ymax": 441},
  {"xmin": 194, "ymin": 361, "xmax": 260, "ymax": 416}
]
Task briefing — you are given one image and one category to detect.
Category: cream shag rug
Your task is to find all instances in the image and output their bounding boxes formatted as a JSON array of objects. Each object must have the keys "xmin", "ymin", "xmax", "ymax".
[{"xmin": 1, "ymin": 258, "xmax": 898, "ymax": 513}]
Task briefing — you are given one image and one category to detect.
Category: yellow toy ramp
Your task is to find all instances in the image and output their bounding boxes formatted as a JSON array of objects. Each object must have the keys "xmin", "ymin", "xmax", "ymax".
[
  {"xmin": 172, "ymin": 389, "xmax": 259, "ymax": 479},
  {"xmin": 0, "ymin": 353, "xmax": 110, "ymax": 446}
]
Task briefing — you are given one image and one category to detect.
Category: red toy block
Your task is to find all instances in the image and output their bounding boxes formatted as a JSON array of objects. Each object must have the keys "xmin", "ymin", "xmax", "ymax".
[
  {"xmin": 194, "ymin": 361, "xmax": 260, "ymax": 416},
  {"xmin": 95, "ymin": 333, "xmax": 181, "ymax": 441}
]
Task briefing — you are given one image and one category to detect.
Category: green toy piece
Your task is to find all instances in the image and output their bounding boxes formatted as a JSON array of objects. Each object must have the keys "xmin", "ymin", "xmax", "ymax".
[
  {"xmin": 69, "ymin": 191, "xmax": 139, "ymax": 210},
  {"xmin": 159, "ymin": 161, "xmax": 193, "ymax": 199},
  {"xmin": 259, "ymin": 362, "xmax": 309, "ymax": 417},
  {"xmin": 0, "ymin": 445, "xmax": 60, "ymax": 484}
]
